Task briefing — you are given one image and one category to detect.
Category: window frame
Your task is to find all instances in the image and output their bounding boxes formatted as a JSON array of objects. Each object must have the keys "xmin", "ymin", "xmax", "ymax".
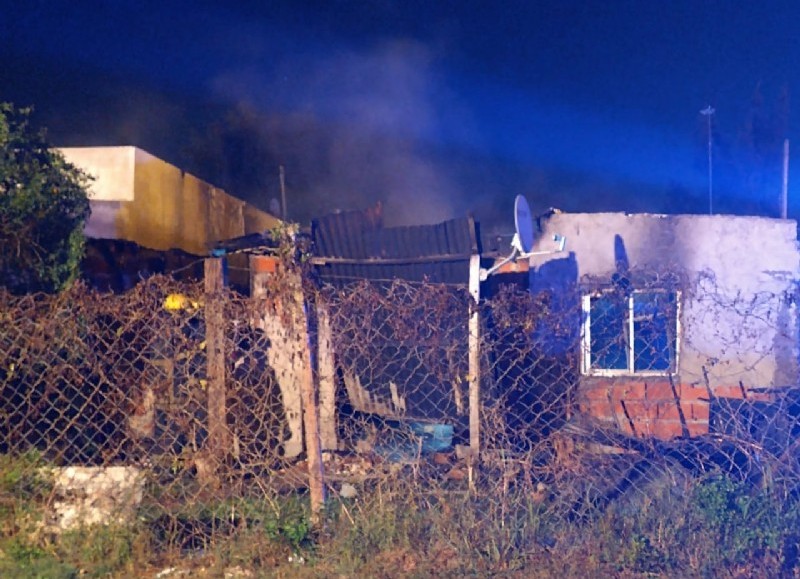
[{"xmin": 581, "ymin": 289, "xmax": 681, "ymax": 377}]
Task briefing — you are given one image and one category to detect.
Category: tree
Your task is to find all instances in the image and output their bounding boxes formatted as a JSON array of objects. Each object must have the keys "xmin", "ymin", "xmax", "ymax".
[{"xmin": 0, "ymin": 103, "xmax": 91, "ymax": 294}]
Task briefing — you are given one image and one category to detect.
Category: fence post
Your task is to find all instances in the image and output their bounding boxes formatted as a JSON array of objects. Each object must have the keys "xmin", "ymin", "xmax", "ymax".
[
  {"xmin": 251, "ymin": 253, "xmax": 326, "ymax": 516},
  {"xmin": 204, "ymin": 257, "xmax": 229, "ymax": 469},
  {"xmin": 316, "ymin": 301, "xmax": 338, "ymax": 450},
  {"xmin": 468, "ymin": 254, "xmax": 482, "ymax": 460},
  {"xmin": 250, "ymin": 254, "xmax": 305, "ymax": 458},
  {"xmin": 299, "ymin": 287, "xmax": 326, "ymax": 521}
]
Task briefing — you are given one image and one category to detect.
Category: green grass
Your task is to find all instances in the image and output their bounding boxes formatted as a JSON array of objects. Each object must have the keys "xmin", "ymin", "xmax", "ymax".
[{"xmin": 2, "ymin": 451, "xmax": 800, "ymax": 577}]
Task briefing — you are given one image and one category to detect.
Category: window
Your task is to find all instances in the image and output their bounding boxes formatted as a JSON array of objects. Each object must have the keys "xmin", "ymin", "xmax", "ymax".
[{"xmin": 581, "ymin": 290, "xmax": 679, "ymax": 375}]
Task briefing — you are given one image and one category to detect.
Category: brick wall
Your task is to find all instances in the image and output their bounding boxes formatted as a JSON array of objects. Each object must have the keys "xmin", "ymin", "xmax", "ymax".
[{"xmin": 578, "ymin": 379, "xmax": 774, "ymax": 440}]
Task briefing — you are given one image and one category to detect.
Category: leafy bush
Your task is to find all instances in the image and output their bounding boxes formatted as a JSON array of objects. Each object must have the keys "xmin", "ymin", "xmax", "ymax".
[
  {"xmin": 691, "ymin": 475, "xmax": 786, "ymax": 569},
  {"xmin": 0, "ymin": 103, "xmax": 91, "ymax": 294}
]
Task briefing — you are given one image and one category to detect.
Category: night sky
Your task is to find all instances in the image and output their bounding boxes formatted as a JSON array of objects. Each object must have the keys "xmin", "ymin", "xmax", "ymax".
[{"xmin": 2, "ymin": 1, "xmax": 798, "ymax": 231}]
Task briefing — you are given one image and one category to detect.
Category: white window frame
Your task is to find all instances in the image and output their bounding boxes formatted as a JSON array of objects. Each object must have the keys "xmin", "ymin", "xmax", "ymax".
[{"xmin": 581, "ymin": 289, "xmax": 681, "ymax": 377}]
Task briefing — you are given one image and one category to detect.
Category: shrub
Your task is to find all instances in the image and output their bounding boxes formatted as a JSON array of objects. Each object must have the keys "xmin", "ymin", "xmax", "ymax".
[{"xmin": 0, "ymin": 103, "xmax": 91, "ymax": 294}]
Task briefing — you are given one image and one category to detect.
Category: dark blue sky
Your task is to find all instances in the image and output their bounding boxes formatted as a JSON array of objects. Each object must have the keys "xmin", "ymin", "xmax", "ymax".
[{"xmin": 2, "ymin": 1, "xmax": 798, "ymax": 228}]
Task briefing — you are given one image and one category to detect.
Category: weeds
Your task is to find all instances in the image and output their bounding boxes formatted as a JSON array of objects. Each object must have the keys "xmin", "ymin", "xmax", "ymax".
[
  {"xmin": 2, "ymin": 450, "xmax": 800, "ymax": 577},
  {"xmin": 689, "ymin": 475, "xmax": 789, "ymax": 572}
]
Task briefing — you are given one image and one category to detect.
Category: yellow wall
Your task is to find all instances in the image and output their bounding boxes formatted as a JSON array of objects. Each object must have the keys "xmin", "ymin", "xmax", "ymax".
[{"xmin": 59, "ymin": 147, "xmax": 280, "ymax": 255}]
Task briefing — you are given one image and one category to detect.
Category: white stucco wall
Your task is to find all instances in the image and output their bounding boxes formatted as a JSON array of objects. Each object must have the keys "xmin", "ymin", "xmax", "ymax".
[
  {"xmin": 60, "ymin": 146, "xmax": 137, "ymax": 202},
  {"xmin": 530, "ymin": 212, "xmax": 800, "ymax": 390}
]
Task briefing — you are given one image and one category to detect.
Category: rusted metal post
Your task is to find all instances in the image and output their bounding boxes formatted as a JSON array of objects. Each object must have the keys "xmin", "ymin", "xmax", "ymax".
[{"xmin": 204, "ymin": 257, "xmax": 229, "ymax": 464}]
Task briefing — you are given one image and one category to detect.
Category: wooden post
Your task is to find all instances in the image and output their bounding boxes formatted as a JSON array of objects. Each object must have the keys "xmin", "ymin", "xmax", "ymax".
[
  {"xmin": 300, "ymin": 293, "xmax": 326, "ymax": 520},
  {"xmin": 204, "ymin": 257, "xmax": 229, "ymax": 464},
  {"xmin": 468, "ymin": 254, "xmax": 481, "ymax": 459},
  {"xmin": 316, "ymin": 302, "xmax": 338, "ymax": 450}
]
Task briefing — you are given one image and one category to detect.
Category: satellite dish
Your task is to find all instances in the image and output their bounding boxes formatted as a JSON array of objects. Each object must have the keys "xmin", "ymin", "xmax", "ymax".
[
  {"xmin": 479, "ymin": 194, "xmax": 566, "ymax": 282},
  {"xmin": 513, "ymin": 195, "xmax": 535, "ymax": 254}
]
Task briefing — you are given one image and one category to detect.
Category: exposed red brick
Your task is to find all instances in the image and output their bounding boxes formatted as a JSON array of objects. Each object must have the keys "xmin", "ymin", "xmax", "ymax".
[
  {"xmin": 712, "ymin": 384, "xmax": 776, "ymax": 403},
  {"xmin": 647, "ymin": 420, "xmax": 684, "ymax": 440},
  {"xmin": 621, "ymin": 400, "xmax": 657, "ymax": 421},
  {"xmin": 611, "ymin": 399, "xmax": 628, "ymax": 420},
  {"xmin": 715, "ymin": 385, "xmax": 746, "ymax": 399},
  {"xmin": 582, "ymin": 386, "xmax": 612, "ymax": 400},
  {"xmin": 679, "ymin": 384, "xmax": 709, "ymax": 401},
  {"xmin": 656, "ymin": 401, "xmax": 683, "ymax": 421},
  {"xmin": 629, "ymin": 418, "xmax": 653, "ymax": 437},
  {"xmin": 582, "ymin": 399, "xmax": 614, "ymax": 420},
  {"xmin": 688, "ymin": 401, "xmax": 710, "ymax": 421},
  {"xmin": 618, "ymin": 382, "xmax": 647, "ymax": 399},
  {"xmin": 645, "ymin": 381, "xmax": 675, "ymax": 400},
  {"xmin": 606, "ymin": 384, "xmax": 623, "ymax": 402},
  {"xmin": 685, "ymin": 420, "xmax": 709, "ymax": 437},
  {"xmin": 579, "ymin": 379, "xmax": 713, "ymax": 440},
  {"xmin": 251, "ymin": 255, "xmax": 280, "ymax": 274}
]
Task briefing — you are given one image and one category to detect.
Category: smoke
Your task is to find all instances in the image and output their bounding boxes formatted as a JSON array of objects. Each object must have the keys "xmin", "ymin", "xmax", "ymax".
[
  {"xmin": 208, "ymin": 40, "xmax": 466, "ymax": 226},
  {"xmin": 204, "ymin": 35, "xmax": 716, "ymax": 230},
  {"xmin": 4, "ymin": 1, "xmax": 797, "ymax": 232}
]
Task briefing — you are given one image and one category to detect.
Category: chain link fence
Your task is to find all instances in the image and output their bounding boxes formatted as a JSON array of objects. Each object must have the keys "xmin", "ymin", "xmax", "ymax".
[{"xmin": 3, "ymin": 266, "xmax": 800, "ymax": 574}]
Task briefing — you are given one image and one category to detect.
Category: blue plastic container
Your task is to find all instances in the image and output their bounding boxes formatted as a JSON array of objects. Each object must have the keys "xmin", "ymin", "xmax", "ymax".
[{"xmin": 409, "ymin": 422, "xmax": 454, "ymax": 453}]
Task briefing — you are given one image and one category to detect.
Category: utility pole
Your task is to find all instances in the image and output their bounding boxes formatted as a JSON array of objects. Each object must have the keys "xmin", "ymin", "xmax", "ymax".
[
  {"xmin": 782, "ymin": 139, "xmax": 789, "ymax": 219},
  {"xmin": 700, "ymin": 105, "xmax": 715, "ymax": 215},
  {"xmin": 279, "ymin": 165, "xmax": 287, "ymax": 220}
]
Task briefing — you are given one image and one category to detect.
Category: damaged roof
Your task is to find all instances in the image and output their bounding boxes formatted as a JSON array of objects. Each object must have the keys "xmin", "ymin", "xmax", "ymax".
[{"xmin": 311, "ymin": 206, "xmax": 481, "ymax": 286}]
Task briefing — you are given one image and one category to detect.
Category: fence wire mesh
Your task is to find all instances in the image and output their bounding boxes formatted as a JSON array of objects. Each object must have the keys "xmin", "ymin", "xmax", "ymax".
[{"xmin": 3, "ymin": 267, "xmax": 800, "ymax": 574}]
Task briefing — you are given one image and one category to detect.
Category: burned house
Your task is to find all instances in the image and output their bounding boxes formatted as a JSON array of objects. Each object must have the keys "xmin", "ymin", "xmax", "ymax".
[
  {"xmin": 529, "ymin": 212, "xmax": 800, "ymax": 440},
  {"xmin": 297, "ymin": 206, "xmax": 800, "ymax": 451},
  {"xmin": 298, "ymin": 206, "xmax": 574, "ymax": 454}
]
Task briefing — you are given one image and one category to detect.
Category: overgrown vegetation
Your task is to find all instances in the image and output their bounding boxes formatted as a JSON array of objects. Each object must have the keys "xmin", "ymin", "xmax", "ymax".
[
  {"xmin": 2, "ymin": 272, "xmax": 798, "ymax": 576},
  {"xmin": 0, "ymin": 103, "xmax": 91, "ymax": 294},
  {"xmin": 2, "ymin": 450, "xmax": 800, "ymax": 577}
]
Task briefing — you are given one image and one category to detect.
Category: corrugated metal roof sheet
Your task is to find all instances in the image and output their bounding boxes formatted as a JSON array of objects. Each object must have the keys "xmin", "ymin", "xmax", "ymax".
[
  {"xmin": 212, "ymin": 231, "xmax": 278, "ymax": 255},
  {"xmin": 311, "ymin": 207, "xmax": 480, "ymax": 286}
]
